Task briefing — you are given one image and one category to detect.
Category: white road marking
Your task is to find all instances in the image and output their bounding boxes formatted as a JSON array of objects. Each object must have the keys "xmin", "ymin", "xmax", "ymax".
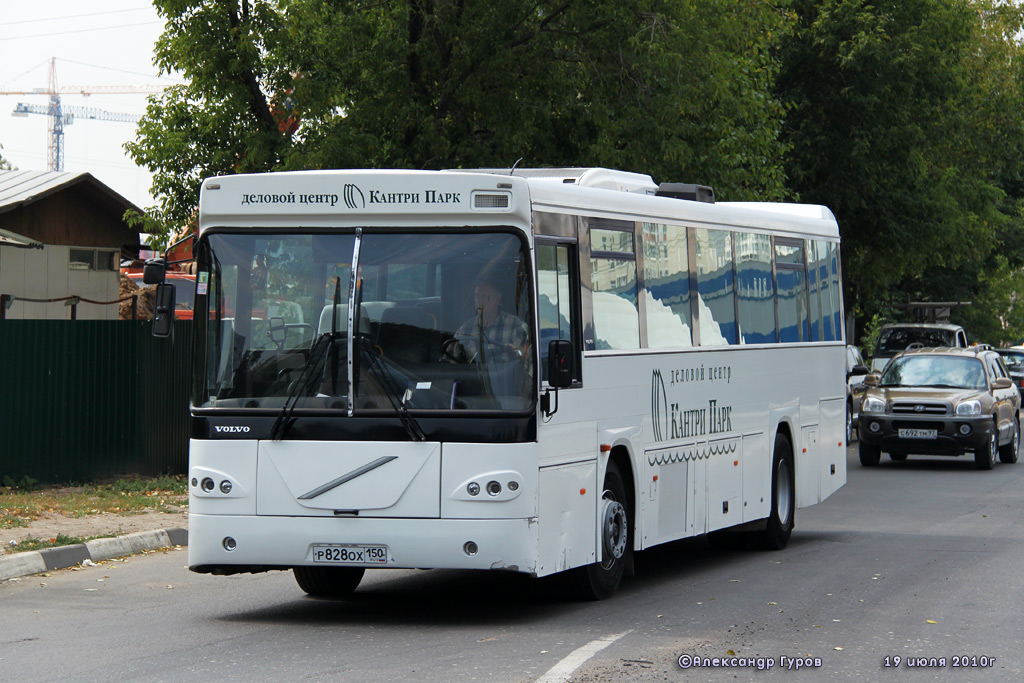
[{"xmin": 536, "ymin": 630, "xmax": 633, "ymax": 683}]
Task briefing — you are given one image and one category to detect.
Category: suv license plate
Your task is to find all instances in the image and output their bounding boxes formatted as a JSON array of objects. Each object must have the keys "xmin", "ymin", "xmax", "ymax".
[
  {"xmin": 898, "ymin": 428, "xmax": 937, "ymax": 439},
  {"xmin": 312, "ymin": 544, "xmax": 388, "ymax": 565}
]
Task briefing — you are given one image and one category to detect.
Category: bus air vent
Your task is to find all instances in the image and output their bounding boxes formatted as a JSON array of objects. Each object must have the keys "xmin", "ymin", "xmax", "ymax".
[{"xmin": 656, "ymin": 183, "xmax": 715, "ymax": 203}]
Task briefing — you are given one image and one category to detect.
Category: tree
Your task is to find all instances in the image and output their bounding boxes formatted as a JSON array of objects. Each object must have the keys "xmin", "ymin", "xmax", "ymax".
[
  {"xmin": 0, "ymin": 143, "xmax": 14, "ymax": 171},
  {"xmin": 776, "ymin": 0, "xmax": 1024, "ymax": 330},
  {"xmin": 127, "ymin": 0, "xmax": 793, "ymax": 238}
]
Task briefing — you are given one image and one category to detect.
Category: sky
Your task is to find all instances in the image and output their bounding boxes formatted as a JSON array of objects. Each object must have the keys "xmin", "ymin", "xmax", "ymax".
[{"xmin": 0, "ymin": 2, "xmax": 180, "ymax": 209}]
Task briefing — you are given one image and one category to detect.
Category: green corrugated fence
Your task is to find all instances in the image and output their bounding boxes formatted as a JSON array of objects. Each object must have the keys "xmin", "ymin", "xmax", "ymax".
[{"xmin": 0, "ymin": 320, "xmax": 193, "ymax": 484}]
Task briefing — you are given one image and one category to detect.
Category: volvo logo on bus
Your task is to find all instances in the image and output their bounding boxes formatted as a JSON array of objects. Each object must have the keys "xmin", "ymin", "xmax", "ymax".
[
  {"xmin": 343, "ymin": 184, "xmax": 365, "ymax": 209},
  {"xmin": 214, "ymin": 425, "xmax": 250, "ymax": 433},
  {"xmin": 651, "ymin": 369, "xmax": 669, "ymax": 442}
]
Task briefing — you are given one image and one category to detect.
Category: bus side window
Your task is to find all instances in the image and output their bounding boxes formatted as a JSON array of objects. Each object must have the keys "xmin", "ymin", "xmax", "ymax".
[{"xmin": 537, "ymin": 242, "xmax": 580, "ymax": 385}]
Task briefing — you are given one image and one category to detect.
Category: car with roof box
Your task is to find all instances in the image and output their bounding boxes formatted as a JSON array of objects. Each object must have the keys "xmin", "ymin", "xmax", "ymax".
[{"xmin": 858, "ymin": 346, "xmax": 1020, "ymax": 469}]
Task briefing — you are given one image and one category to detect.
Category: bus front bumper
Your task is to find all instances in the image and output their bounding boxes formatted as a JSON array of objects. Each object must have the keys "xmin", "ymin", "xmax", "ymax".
[{"xmin": 187, "ymin": 513, "xmax": 539, "ymax": 576}]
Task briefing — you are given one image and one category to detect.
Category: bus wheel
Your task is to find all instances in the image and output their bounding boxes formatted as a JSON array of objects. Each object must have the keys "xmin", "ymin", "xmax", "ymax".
[
  {"xmin": 293, "ymin": 566, "xmax": 365, "ymax": 597},
  {"xmin": 570, "ymin": 461, "xmax": 630, "ymax": 600},
  {"xmin": 758, "ymin": 434, "xmax": 795, "ymax": 551}
]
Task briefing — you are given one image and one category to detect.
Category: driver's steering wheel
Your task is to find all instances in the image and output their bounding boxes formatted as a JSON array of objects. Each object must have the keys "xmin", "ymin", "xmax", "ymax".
[{"xmin": 441, "ymin": 336, "xmax": 476, "ymax": 363}]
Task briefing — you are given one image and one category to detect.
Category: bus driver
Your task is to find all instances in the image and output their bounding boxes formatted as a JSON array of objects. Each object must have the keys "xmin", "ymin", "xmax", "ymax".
[{"xmin": 446, "ymin": 275, "xmax": 530, "ymax": 365}]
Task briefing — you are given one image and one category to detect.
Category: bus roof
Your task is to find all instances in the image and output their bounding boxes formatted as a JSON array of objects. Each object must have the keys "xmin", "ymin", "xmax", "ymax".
[{"xmin": 198, "ymin": 168, "xmax": 839, "ymax": 240}]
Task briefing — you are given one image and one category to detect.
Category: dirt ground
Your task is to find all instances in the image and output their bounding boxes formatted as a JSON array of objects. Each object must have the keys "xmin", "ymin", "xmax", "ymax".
[{"xmin": 3, "ymin": 508, "xmax": 188, "ymax": 551}]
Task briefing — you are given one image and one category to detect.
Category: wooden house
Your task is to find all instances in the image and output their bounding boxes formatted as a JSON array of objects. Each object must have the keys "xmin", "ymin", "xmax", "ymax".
[{"xmin": 0, "ymin": 170, "xmax": 141, "ymax": 320}]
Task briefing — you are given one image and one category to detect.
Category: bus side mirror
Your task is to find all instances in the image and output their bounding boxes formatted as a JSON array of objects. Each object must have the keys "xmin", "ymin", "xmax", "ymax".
[
  {"xmin": 153, "ymin": 283, "xmax": 176, "ymax": 338},
  {"xmin": 547, "ymin": 339, "xmax": 574, "ymax": 389},
  {"xmin": 143, "ymin": 257, "xmax": 168, "ymax": 285}
]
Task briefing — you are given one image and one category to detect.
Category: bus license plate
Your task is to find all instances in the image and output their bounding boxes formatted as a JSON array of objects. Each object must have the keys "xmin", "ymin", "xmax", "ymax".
[
  {"xmin": 898, "ymin": 428, "xmax": 937, "ymax": 439},
  {"xmin": 312, "ymin": 544, "xmax": 388, "ymax": 565}
]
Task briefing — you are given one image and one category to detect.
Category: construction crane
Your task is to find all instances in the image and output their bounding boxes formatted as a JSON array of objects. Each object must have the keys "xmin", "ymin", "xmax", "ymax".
[{"xmin": 1, "ymin": 57, "xmax": 165, "ymax": 172}]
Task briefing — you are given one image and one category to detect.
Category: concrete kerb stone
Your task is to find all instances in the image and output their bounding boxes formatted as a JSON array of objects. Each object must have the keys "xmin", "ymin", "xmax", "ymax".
[{"xmin": 0, "ymin": 527, "xmax": 188, "ymax": 582}]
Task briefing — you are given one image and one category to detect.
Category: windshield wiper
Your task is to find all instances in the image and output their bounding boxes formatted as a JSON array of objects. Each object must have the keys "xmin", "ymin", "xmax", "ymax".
[
  {"xmin": 356, "ymin": 336, "xmax": 426, "ymax": 442},
  {"xmin": 271, "ymin": 276, "xmax": 348, "ymax": 440},
  {"xmin": 269, "ymin": 332, "xmax": 336, "ymax": 440}
]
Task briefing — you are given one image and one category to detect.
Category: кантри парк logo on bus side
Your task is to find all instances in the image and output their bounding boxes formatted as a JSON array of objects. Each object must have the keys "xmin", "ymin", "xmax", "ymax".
[
  {"xmin": 650, "ymin": 366, "xmax": 735, "ymax": 443},
  {"xmin": 651, "ymin": 368, "xmax": 670, "ymax": 442}
]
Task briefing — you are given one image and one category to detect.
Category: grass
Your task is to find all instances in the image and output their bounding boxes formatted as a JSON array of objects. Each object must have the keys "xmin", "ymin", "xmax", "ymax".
[
  {"xmin": 9, "ymin": 534, "xmax": 92, "ymax": 553},
  {"xmin": 0, "ymin": 475, "xmax": 188, "ymax": 531}
]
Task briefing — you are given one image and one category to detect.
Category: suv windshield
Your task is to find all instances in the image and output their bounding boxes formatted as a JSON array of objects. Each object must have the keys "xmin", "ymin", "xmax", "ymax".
[
  {"xmin": 195, "ymin": 231, "xmax": 534, "ymax": 413},
  {"xmin": 875, "ymin": 327, "xmax": 957, "ymax": 355},
  {"xmin": 881, "ymin": 355, "xmax": 986, "ymax": 390}
]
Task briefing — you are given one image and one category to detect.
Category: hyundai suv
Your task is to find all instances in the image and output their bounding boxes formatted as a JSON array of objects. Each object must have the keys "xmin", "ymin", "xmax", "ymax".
[{"xmin": 858, "ymin": 347, "xmax": 1020, "ymax": 469}]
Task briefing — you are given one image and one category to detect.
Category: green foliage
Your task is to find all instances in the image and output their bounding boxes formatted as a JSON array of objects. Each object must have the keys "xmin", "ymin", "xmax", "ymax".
[
  {"xmin": 858, "ymin": 314, "xmax": 886, "ymax": 359},
  {"xmin": 0, "ymin": 143, "xmax": 13, "ymax": 171},
  {"xmin": 128, "ymin": 0, "xmax": 794, "ymax": 238},
  {"xmin": 955, "ymin": 256, "xmax": 1024, "ymax": 346},
  {"xmin": 107, "ymin": 475, "xmax": 187, "ymax": 496},
  {"xmin": 778, "ymin": 0, "xmax": 1024, "ymax": 332},
  {"xmin": 9, "ymin": 534, "xmax": 91, "ymax": 553},
  {"xmin": 1, "ymin": 475, "xmax": 38, "ymax": 490}
]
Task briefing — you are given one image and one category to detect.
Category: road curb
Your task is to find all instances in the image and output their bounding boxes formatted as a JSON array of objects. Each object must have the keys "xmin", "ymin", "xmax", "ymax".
[{"xmin": 1, "ymin": 527, "xmax": 188, "ymax": 582}]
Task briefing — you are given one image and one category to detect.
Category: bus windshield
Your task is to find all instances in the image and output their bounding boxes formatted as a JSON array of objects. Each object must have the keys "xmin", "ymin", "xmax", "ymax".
[{"xmin": 196, "ymin": 230, "xmax": 534, "ymax": 413}]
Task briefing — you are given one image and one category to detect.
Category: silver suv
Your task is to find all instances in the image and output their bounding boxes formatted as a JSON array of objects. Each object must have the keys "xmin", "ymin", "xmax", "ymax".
[{"xmin": 869, "ymin": 323, "xmax": 968, "ymax": 373}]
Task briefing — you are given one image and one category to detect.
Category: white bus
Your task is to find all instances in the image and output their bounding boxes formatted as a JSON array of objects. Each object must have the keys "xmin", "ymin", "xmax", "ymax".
[{"xmin": 178, "ymin": 167, "xmax": 846, "ymax": 600}]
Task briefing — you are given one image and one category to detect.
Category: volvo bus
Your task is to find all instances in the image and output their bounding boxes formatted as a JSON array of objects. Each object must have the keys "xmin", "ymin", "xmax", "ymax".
[{"xmin": 172, "ymin": 167, "xmax": 846, "ymax": 600}]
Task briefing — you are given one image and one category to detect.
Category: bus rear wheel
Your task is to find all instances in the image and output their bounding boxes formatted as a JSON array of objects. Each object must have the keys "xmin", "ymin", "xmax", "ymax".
[
  {"xmin": 758, "ymin": 433, "xmax": 795, "ymax": 550},
  {"xmin": 570, "ymin": 461, "xmax": 630, "ymax": 600},
  {"xmin": 293, "ymin": 566, "xmax": 365, "ymax": 597}
]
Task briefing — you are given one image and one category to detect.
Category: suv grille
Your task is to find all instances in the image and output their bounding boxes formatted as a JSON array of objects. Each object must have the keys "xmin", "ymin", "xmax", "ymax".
[{"xmin": 891, "ymin": 401, "xmax": 948, "ymax": 415}]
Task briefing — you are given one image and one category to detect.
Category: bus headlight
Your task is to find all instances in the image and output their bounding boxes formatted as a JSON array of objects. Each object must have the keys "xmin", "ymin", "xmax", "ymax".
[
  {"xmin": 956, "ymin": 400, "xmax": 981, "ymax": 416},
  {"xmin": 863, "ymin": 396, "xmax": 886, "ymax": 414}
]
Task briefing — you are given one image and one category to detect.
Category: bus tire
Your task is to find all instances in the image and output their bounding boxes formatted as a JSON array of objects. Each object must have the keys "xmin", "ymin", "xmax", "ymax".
[
  {"xmin": 570, "ymin": 461, "xmax": 630, "ymax": 601},
  {"xmin": 758, "ymin": 433, "xmax": 795, "ymax": 551},
  {"xmin": 293, "ymin": 566, "xmax": 365, "ymax": 597}
]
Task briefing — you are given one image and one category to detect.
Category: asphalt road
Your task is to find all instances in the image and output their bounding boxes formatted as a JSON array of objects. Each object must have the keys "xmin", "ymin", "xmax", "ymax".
[{"xmin": 2, "ymin": 442, "xmax": 1023, "ymax": 683}]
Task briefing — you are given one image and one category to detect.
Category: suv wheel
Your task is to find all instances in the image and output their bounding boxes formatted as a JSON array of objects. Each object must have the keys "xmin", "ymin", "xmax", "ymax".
[
  {"xmin": 999, "ymin": 419, "xmax": 1019, "ymax": 464},
  {"xmin": 846, "ymin": 403, "xmax": 853, "ymax": 444},
  {"xmin": 859, "ymin": 441, "xmax": 881, "ymax": 467},
  {"xmin": 975, "ymin": 429, "xmax": 997, "ymax": 470}
]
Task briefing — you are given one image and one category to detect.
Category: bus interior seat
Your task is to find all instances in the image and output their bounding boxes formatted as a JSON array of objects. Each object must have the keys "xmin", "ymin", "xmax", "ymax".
[{"xmin": 317, "ymin": 304, "xmax": 371, "ymax": 337}]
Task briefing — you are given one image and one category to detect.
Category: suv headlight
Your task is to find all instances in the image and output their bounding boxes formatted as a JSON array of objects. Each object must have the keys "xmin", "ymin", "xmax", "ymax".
[
  {"xmin": 956, "ymin": 400, "xmax": 982, "ymax": 416},
  {"xmin": 863, "ymin": 396, "xmax": 886, "ymax": 414}
]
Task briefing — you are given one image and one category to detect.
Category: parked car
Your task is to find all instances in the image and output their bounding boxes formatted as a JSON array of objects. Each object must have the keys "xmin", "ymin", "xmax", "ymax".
[
  {"xmin": 995, "ymin": 347, "xmax": 1024, "ymax": 390},
  {"xmin": 858, "ymin": 346, "xmax": 1020, "ymax": 469},
  {"xmin": 868, "ymin": 323, "xmax": 968, "ymax": 373},
  {"xmin": 846, "ymin": 345, "xmax": 870, "ymax": 443}
]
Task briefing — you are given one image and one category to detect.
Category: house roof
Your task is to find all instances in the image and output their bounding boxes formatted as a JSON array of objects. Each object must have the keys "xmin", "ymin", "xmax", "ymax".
[
  {"xmin": 0, "ymin": 169, "xmax": 142, "ymax": 218},
  {"xmin": 0, "ymin": 226, "xmax": 43, "ymax": 249}
]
